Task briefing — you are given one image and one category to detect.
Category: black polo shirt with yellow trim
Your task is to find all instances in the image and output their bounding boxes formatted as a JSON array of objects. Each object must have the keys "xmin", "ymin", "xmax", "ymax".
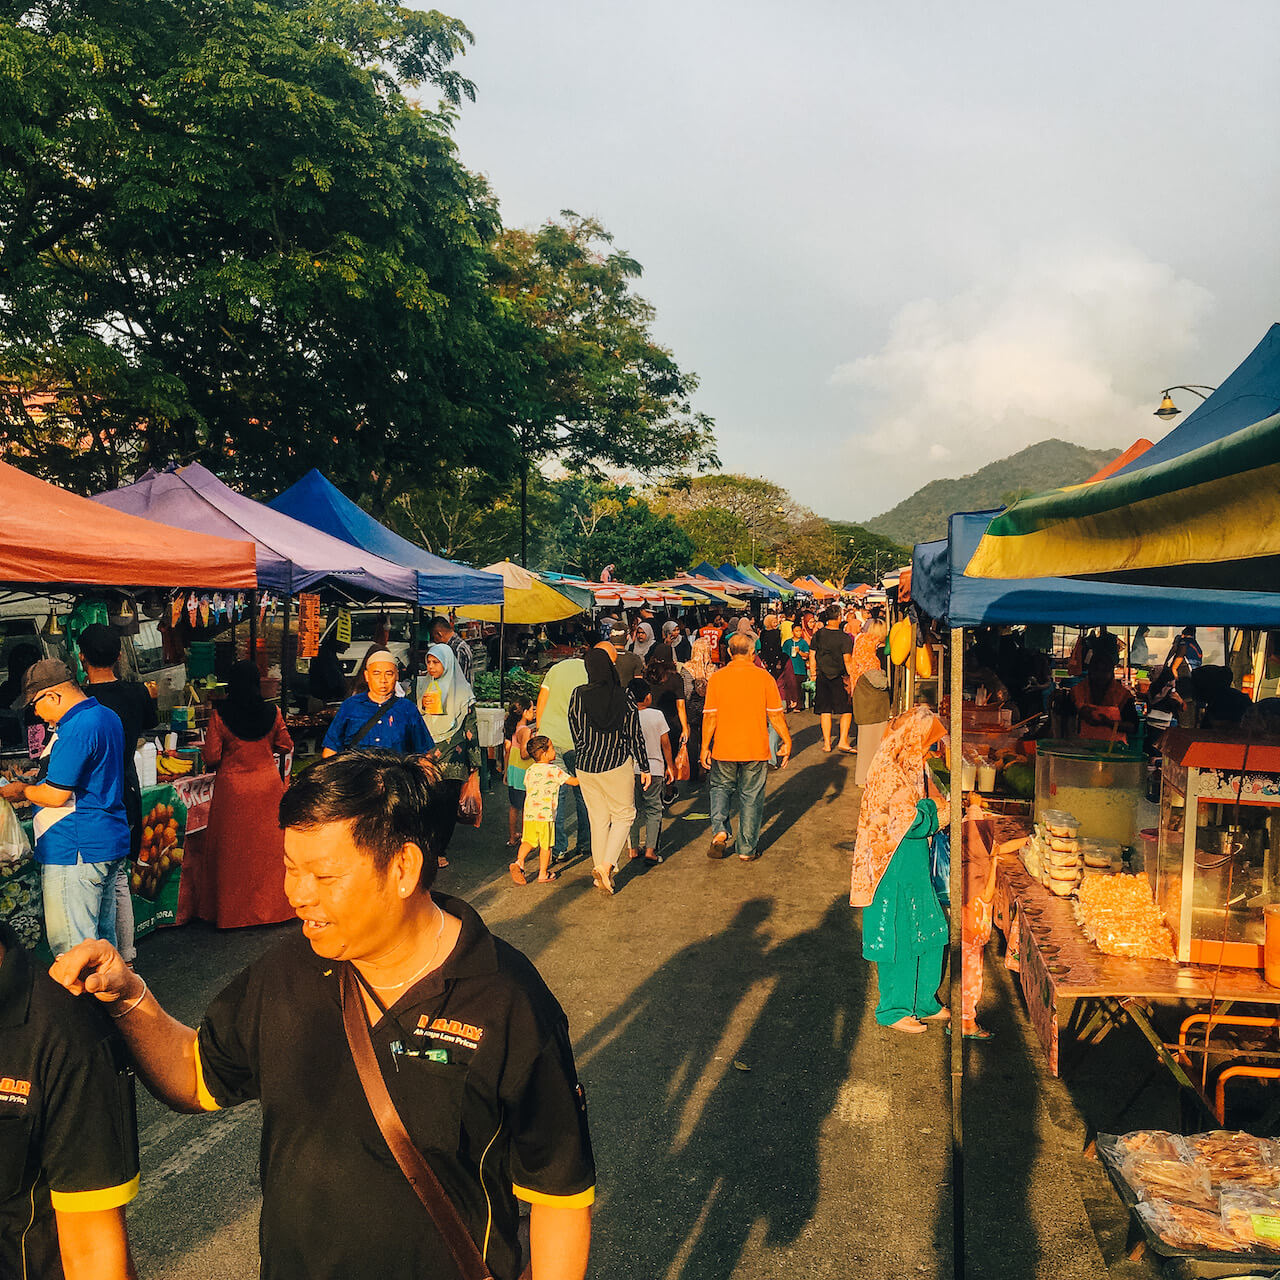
[
  {"xmin": 0, "ymin": 922, "xmax": 139, "ymax": 1280},
  {"xmin": 195, "ymin": 893, "xmax": 595, "ymax": 1280}
]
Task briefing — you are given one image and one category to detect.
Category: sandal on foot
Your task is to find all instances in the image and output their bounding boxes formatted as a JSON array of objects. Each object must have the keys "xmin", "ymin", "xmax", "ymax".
[
  {"xmin": 592, "ymin": 868, "xmax": 615, "ymax": 896},
  {"xmin": 643, "ymin": 852, "xmax": 664, "ymax": 864},
  {"xmin": 738, "ymin": 851, "xmax": 761, "ymax": 862},
  {"xmin": 536, "ymin": 871, "xmax": 559, "ymax": 882},
  {"xmin": 922, "ymin": 1008, "xmax": 951, "ymax": 1024},
  {"xmin": 508, "ymin": 862, "xmax": 527, "ymax": 886},
  {"xmin": 708, "ymin": 837, "xmax": 729, "ymax": 860},
  {"xmin": 887, "ymin": 1016, "xmax": 928, "ymax": 1034}
]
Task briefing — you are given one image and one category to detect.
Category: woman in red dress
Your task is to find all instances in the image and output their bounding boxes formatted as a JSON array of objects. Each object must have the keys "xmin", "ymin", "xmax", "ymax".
[{"xmin": 194, "ymin": 661, "xmax": 294, "ymax": 928}]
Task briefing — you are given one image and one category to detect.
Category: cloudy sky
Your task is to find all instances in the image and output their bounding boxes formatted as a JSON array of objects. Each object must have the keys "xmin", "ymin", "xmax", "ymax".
[{"xmin": 442, "ymin": 0, "xmax": 1280, "ymax": 522}]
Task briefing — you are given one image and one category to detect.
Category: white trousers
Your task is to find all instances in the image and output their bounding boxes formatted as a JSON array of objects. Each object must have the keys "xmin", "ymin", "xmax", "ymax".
[{"xmin": 577, "ymin": 764, "xmax": 637, "ymax": 874}]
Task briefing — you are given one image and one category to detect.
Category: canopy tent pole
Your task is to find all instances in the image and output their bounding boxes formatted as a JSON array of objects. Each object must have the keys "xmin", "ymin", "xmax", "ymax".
[
  {"xmin": 281, "ymin": 592, "xmax": 293, "ymax": 715},
  {"xmin": 249, "ymin": 591, "xmax": 259, "ymax": 663},
  {"xmin": 949, "ymin": 626, "xmax": 965, "ymax": 1278},
  {"xmin": 499, "ymin": 604, "xmax": 506, "ymax": 704}
]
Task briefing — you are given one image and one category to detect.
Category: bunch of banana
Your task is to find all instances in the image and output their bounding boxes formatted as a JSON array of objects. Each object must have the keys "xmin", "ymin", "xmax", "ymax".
[{"xmin": 156, "ymin": 754, "xmax": 195, "ymax": 776}]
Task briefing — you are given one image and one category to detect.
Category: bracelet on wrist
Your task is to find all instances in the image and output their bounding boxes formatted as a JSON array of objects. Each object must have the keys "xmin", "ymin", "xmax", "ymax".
[{"xmin": 109, "ymin": 976, "xmax": 148, "ymax": 1019}]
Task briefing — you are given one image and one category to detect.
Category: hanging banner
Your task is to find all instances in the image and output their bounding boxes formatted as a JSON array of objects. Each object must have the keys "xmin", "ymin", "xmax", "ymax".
[
  {"xmin": 298, "ymin": 592, "xmax": 322, "ymax": 660},
  {"xmin": 336, "ymin": 608, "xmax": 352, "ymax": 646}
]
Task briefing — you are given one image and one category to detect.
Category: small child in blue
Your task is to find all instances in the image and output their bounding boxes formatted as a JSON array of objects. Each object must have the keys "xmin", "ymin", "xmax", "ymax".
[{"xmin": 509, "ymin": 736, "xmax": 578, "ymax": 885}]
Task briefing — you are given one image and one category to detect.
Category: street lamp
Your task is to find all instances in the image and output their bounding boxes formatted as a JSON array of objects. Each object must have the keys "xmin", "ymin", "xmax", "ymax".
[{"xmin": 1154, "ymin": 384, "xmax": 1217, "ymax": 420}]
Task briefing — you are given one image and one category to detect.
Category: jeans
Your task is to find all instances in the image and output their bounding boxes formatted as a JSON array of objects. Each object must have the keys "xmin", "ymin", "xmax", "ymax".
[
  {"xmin": 631, "ymin": 775, "xmax": 664, "ymax": 851},
  {"xmin": 42, "ymin": 857, "xmax": 123, "ymax": 957},
  {"xmin": 708, "ymin": 760, "xmax": 769, "ymax": 858},
  {"xmin": 553, "ymin": 747, "xmax": 591, "ymax": 857}
]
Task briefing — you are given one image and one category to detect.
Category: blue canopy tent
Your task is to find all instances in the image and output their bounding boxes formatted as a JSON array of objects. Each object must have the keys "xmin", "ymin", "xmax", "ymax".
[
  {"xmin": 1113, "ymin": 323, "xmax": 1280, "ymax": 477},
  {"xmin": 269, "ymin": 470, "xmax": 503, "ymax": 606},
  {"xmin": 717, "ymin": 563, "xmax": 779, "ymax": 598},
  {"xmin": 913, "ymin": 510, "xmax": 1280, "ymax": 628}
]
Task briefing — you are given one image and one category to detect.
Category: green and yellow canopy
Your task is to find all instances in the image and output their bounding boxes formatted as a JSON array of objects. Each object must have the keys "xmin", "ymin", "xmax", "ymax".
[{"xmin": 965, "ymin": 409, "xmax": 1280, "ymax": 592}]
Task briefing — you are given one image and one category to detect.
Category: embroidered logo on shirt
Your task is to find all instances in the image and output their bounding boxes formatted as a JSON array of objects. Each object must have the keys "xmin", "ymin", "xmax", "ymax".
[
  {"xmin": 0, "ymin": 1077, "xmax": 32, "ymax": 1105},
  {"xmin": 413, "ymin": 1016, "xmax": 484, "ymax": 1049}
]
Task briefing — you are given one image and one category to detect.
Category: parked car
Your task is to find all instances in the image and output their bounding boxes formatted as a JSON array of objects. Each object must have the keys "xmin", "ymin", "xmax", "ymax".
[{"xmin": 319, "ymin": 608, "xmax": 415, "ymax": 677}]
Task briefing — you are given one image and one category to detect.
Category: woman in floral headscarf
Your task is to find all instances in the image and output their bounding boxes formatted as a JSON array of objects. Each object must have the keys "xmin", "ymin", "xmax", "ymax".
[
  {"xmin": 850, "ymin": 703, "xmax": 950, "ymax": 1033},
  {"xmin": 680, "ymin": 636, "xmax": 716, "ymax": 782}
]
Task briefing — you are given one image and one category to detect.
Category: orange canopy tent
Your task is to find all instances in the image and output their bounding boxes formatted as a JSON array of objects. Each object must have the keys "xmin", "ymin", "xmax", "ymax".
[
  {"xmin": 1084, "ymin": 438, "xmax": 1154, "ymax": 484},
  {"xmin": 0, "ymin": 460, "xmax": 257, "ymax": 588}
]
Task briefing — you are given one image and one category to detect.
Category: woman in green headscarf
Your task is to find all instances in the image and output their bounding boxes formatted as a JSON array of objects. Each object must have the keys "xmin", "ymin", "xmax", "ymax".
[{"xmin": 420, "ymin": 643, "xmax": 481, "ymax": 866}]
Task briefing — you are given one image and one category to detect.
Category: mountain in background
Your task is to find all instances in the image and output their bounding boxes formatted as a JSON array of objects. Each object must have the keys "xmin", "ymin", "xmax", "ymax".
[{"xmin": 860, "ymin": 438, "xmax": 1122, "ymax": 546}]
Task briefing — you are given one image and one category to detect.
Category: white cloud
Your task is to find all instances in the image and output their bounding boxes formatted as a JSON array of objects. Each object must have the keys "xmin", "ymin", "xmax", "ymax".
[{"xmin": 831, "ymin": 245, "xmax": 1214, "ymax": 516}]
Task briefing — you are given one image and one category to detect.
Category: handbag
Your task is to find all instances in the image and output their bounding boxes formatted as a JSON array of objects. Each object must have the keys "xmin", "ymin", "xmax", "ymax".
[
  {"xmin": 458, "ymin": 770, "xmax": 483, "ymax": 828},
  {"xmin": 341, "ymin": 965, "xmax": 530, "ymax": 1280},
  {"xmin": 672, "ymin": 744, "xmax": 691, "ymax": 782}
]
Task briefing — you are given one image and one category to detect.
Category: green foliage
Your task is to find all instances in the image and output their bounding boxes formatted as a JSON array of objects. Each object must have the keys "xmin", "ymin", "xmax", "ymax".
[
  {"xmin": 862, "ymin": 440, "xmax": 1121, "ymax": 546},
  {"xmin": 0, "ymin": 0, "xmax": 509, "ymax": 502},
  {"xmin": 678, "ymin": 505, "xmax": 752, "ymax": 564},
  {"xmin": 577, "ymin": 500, "xmax": 694, "ymax": 581},
  {"xmin": 490, "ymin": 213, "xmax": 719, "ymax": 484},
  {"xmin": 472, "ymin": 667, "xmax": 543, "ymax": 705}
]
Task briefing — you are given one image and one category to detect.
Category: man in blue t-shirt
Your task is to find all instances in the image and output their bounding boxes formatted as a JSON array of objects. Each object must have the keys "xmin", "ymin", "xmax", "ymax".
[
  {"xmin": 321, "ymin": 650, "xmax": 434, "ymax": 757},
  {"xmin": 0, "ymin": 660, "xmax": 130, "ymax": 956}
]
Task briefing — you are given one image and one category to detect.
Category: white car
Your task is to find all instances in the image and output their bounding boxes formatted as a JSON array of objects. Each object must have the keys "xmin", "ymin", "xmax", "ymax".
[{"xmin": 321, "ymin": 608, "xmax": 416, "ymax": 677}]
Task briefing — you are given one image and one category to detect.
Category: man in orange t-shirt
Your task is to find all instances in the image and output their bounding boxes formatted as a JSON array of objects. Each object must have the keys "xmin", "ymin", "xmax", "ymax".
[{"xmin": 701, "ymin": 632, "xmax": 792, "ymax": 862}]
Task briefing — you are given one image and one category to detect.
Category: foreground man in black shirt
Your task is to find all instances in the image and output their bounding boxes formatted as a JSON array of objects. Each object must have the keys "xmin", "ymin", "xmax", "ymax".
[
  {"xmin": 0, "ymin": 922, "xmax": 139, "ymax": 1279},
  {"xmin": 52, "ymin": 752, "xmax": 595, "ymax": 1280}
]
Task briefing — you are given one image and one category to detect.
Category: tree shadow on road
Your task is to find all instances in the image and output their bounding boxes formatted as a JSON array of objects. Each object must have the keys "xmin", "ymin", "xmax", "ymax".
[{"xmin": 579, "ymin": 897, "xmax": 863, "ymax": 1279}]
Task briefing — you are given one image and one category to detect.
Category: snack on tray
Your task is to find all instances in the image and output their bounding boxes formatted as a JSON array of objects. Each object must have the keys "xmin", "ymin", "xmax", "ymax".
[
  {"xmin": 1114, "ymin": 1131, "xmax": 1185, "ymax": 1162},
  {"xmin": 1221, "ymin": 1187, "xmax": 1280, "ymax": 1249},
  {"xmin": 1122, "ymin": 1155, "xmax": 1217, "ymax": 1212},
  {"xmin": 1074, "ymin": 873, "xmax": 1176, "ymax": 961},
  {"xmin": 1135, "ymin": 1200, "xmax": 1243, "ymax": 1254},
  {"xmin": 1042, "ymin": 809, "xmax": 1080, "ymax": 839},
  {"xmin": 1186, "ymin": 1132, "xmax": 1280, "ymax": 1187}
]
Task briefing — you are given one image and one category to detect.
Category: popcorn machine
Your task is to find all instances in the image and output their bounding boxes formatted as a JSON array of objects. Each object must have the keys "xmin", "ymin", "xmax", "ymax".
[{"xmin": 1153, "ymin": 731, "xmax": 1280, "ymax": 968}]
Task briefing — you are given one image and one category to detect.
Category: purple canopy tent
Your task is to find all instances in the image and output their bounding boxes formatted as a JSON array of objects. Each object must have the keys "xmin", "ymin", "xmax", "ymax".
[{"xmin": 94, "ymin": 464, "xmax": 419, "ymax": 708}]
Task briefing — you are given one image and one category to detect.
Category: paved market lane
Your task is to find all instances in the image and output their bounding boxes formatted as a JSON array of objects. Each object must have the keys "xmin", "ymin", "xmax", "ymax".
[{"xmin": 128, "ymin": 713, "xmax": 954, "ymax": 1278}]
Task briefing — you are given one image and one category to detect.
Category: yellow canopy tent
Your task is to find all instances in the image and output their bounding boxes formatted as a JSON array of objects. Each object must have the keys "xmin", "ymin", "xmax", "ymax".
[{"xmin": 456, "ymin": 561, "xmax": 582, "ymax": 624}]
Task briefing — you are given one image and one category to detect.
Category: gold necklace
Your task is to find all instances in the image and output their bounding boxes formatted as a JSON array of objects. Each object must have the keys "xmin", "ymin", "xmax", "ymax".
[{"xmin": 364, "ymin": 906, "xmax": 447, "ymax": 992}]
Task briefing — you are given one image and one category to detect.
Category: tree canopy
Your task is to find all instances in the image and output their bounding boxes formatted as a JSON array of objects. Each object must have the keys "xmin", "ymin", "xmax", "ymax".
[{"xmin": 1, "ymin": 0, "xmax": 516, "ymax": 507}]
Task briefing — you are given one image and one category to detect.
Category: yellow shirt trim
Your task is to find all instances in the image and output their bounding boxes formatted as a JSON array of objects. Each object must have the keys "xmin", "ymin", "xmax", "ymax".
[
  {"xmin": 192, "ymin": 1038, "xmax": 223, "ymax": 1113},
  {"xmin": 49, "ymin": 1172, "xmax": 140, "ymax": 1213},
  {"xmin": 512, "ymin": 1183, "xmax": 595, "ymax": 1209}
]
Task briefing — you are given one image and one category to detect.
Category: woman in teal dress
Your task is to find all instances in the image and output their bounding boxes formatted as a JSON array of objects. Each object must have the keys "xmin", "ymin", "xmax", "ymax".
[
  {"xmin": 851, "ymin": 704, "xmax": 950, "ymax": 1033},
  {"xmin": 860, "ymin": 797, "xmax": 948, "ymax": 1030}
]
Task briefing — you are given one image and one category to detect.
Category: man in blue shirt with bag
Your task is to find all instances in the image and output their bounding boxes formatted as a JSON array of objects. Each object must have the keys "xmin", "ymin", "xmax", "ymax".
[
  {"xmin": 0, "ymin": 659, "xmax": 130, "ymax": 955},
  {"xmin": 321, "ymin": 650, "xmax": 434, "ymax": 757}
]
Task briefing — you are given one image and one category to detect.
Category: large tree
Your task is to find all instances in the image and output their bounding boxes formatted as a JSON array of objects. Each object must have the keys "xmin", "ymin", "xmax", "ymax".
[
  {"xmin": 489, "ymin": 212, "xmax": 718, "ymax": 563},
  {"xmin": 0, "ymin": 0, "xmax": 511, "ymax": 505}
]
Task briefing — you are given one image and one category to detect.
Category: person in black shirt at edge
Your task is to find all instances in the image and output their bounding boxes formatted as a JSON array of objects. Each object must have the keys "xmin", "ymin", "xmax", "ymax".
[
  {"xmin": 0, "ymin": 921, "xmax": 140, "ymax": 1279},
  {"xmin": 51, "ymin": 751, "xmax": 595, "ymax": 1280}
]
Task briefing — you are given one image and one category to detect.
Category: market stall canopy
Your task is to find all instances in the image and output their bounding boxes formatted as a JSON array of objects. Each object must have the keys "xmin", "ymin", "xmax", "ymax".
[
  {"xmin": 740, "ymin": 565, "xmax": 794, "ymax": 599},
  {"xmin": 0, "ymin": 460, "xmax": 257, "ymax": 589},
  {"xmin": 267, "ymin": 470, "xmax": 504, "ymax": 605},
  {"xmin": 650, "ymin": 575, "xmax": 743, "ymax": 606},
  {"xmin": 963, "ymin": 410, "xmax": 1280, "ymax": 592},
  {"xmin": 1086, "ymin": 438, "xmax": 1154, "ymax": 483},
  {"xmin": 717, "ymin": 563, "xmax": 779, "ymax": 597},
  {"xmin": 917, "ymin": 507, "xmax": 1280, "ymax": 627},
  {"xmin": 455, "ymin": 561, "xmax": 581, "ymax": 624},
  {"xmin": 1112, "ymin": 323, "xmax": 1280, "ymax": 477},
  {"xmin": 93, "ymin": 465, "xmax": 418, "ymax": 599},
  {"xmin": 764, "ymin": 570, "xmax": 803, "ymax": 595},
  {"xmin": 535, "ymin": 572, "xmax": 597, "ymax": 611},
  {"xmin": 687, "ymin": 563, "xmax": 758, "ymax": 597}
]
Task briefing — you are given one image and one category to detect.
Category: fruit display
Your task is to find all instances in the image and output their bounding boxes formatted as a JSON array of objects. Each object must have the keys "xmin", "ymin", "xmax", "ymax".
[
  {"xmin": 132, "ymin": 796, "xmax": 185, "ymax": 901},
  {"xmin": 156, "ymin": 752, "xmax": 195, "ymax": 776}
]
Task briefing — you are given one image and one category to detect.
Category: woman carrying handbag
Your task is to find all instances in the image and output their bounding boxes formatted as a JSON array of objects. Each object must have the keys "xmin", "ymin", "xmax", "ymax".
[{"xmin": 421, "ymin": 644, "xmax": 482, "ymax": 867}]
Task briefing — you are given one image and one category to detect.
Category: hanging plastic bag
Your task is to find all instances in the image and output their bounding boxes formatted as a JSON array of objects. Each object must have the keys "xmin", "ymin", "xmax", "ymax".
[
  {"xmin": 672, "ymin": 744, "xmax": 691, "ymax": 782},
  {"xmin": 929, "ymin": 826, "xmax": 951, "ymax": 906},
  {"xmin": 457, "ymin": 771, "xmax": 483, "ymax": 828},
  {"xmin": 0, "ymin": 798, "xmax": 31, "ymax": 864}
]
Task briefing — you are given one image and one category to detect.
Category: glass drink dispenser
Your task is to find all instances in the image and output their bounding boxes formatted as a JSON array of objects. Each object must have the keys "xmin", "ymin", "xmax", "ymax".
[{"xmin": 1034, "ymin": 740, "xmax": 1146, "ymax": 846}]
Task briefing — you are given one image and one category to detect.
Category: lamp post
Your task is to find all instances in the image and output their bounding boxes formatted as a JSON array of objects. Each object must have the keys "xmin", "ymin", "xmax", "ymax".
[{"xmin": 1153, "ymin": 384, "xmax": 1217, "ymax": 421}]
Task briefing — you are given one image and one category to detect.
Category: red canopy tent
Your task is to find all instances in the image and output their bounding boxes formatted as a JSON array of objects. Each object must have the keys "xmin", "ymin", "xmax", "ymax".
[{"xmin": 0, "ymin": 460, "xmax": 257, "ymax": 588}]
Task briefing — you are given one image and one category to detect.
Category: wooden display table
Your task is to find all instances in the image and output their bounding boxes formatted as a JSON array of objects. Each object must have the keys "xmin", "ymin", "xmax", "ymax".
[{"xmin": 970, "ymin": 814, "xmax": 1280, "ymax": 1125}]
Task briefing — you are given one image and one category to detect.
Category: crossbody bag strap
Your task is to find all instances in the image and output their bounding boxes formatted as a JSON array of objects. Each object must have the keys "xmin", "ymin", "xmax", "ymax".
[
  {"xmin": 346, "ymin": 700, "xmax": 394, "ymax": 751},
  {"xmin": 341, "ymin": 964, "xmax": 494, "ymax": 1280}
]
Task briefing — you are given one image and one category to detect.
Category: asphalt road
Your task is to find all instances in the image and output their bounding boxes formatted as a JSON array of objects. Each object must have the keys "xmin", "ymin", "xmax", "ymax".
[{"xmin": 122, "ymin": 712, "xmax": 957, "ymax": 1279}]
